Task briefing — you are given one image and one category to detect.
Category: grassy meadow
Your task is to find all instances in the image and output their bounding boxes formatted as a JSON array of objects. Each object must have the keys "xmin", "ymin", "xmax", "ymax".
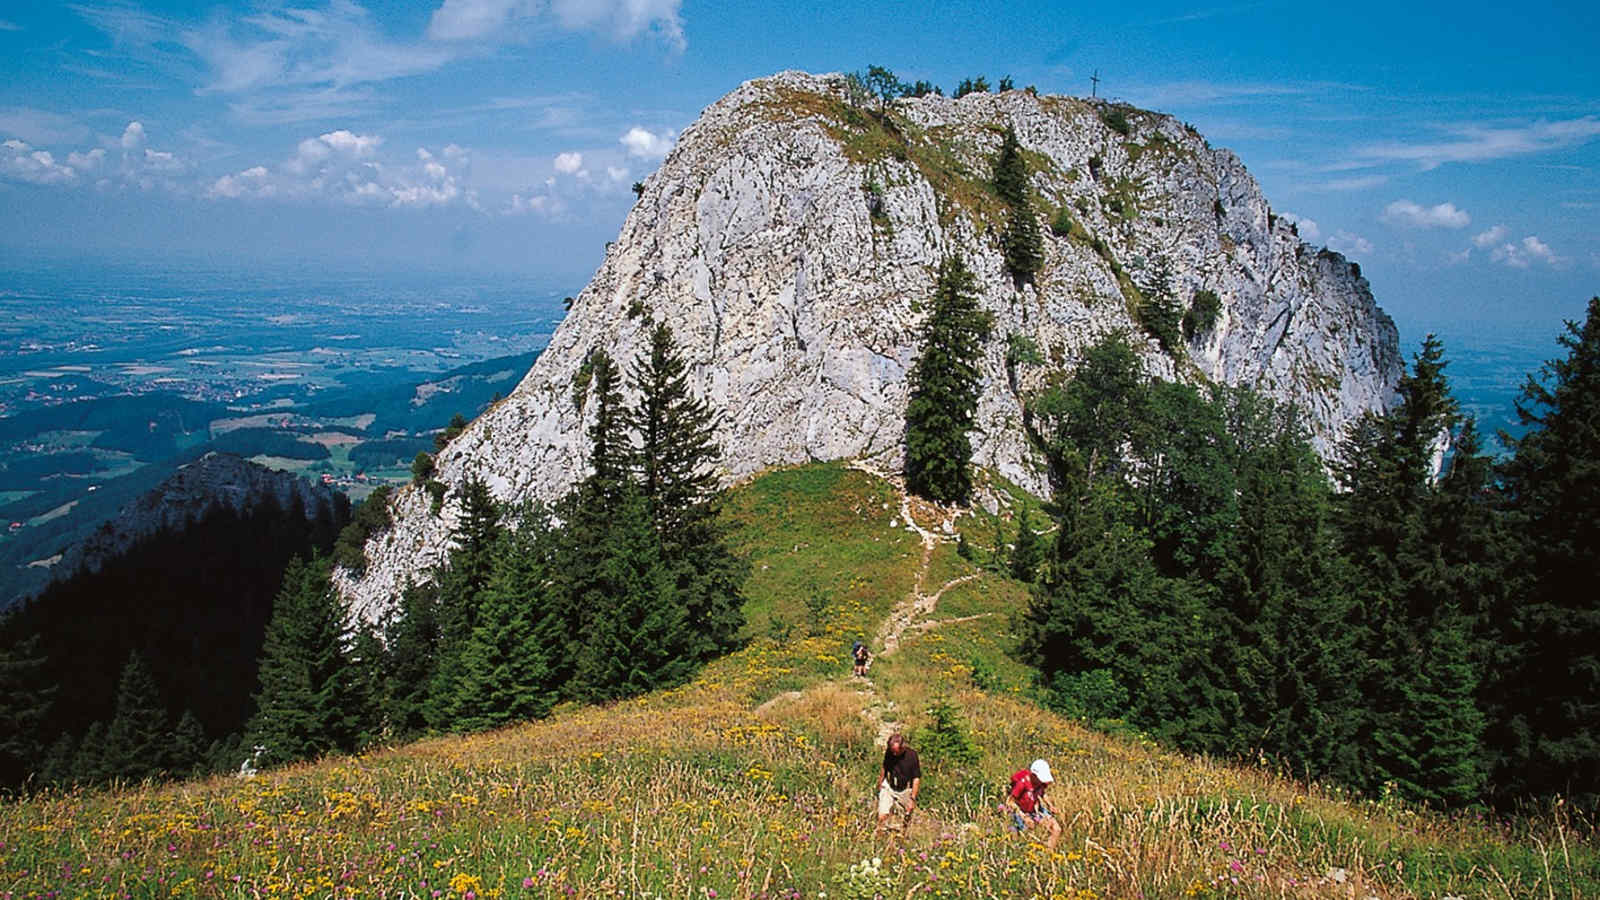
[{"xmin": 1, "ymin": 463, "xmax": 1593, "ymax": 899}]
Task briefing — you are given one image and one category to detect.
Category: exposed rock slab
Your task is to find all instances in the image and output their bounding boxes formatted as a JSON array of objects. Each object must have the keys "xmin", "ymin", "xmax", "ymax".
[{"xmin": 338, "ymin": 71, "xmax": 1401, "ymax": 619}]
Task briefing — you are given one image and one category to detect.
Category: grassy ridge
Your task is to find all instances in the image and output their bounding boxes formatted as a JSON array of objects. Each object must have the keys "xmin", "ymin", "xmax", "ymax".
[{"xmin": 2, "ymin": 463, "xmax": 1593, "ymax": 899}]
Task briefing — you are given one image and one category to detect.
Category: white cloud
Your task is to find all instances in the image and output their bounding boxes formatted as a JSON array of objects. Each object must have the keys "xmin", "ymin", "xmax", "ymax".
[
  {"xmin": 428, "ymin": 0, "xmax": 685, "ymax": 47},
  {"xmin": 67, "ymin": 148, "xmax": 106, "ymax": 171},
  {"xmin": 1472, "ymin": 225, "xmax": 1508, "ymax": 248},
  {"xmin": 120, "ymin": 121, "xmax": 146, "ymax": 150},
  {"xmin": 1380, "ymin": 199, "xmax": 1470, "ymax": 229},
  {"xmin": 1490, "ymin": 235, "xmax": 1562, "ymax": 269},
  {"xmin": 1280, "ymin": 212, "xmax": 1320, "ymax": 241},
  {"xmin": 1, "ymin": 140, "xmax": 78, "ymax": 185},
  {"xmin": 1328, "ymin": 230, "xmax": 1374, "ymax": 256},
  {"xmin": 206, "ymin": 165, "xmax": 272, "ymax": 199},
  {"xmin": 1359, "ymin": 116, "xmax": 1600, "ymax": 170},
  {"xmin": 553, "ymin": 151, "xmax": 583, "ymax": 174},
  {"xmin": 619, "ymin": 126, "xmax": 674, "ymax": 159},
  {"xmin": 606, "ymin": 165, "xmax": 628, "ymax": 183},
  {"xmin": 319, "ymin": 129, "xmax": 382, "ymax": 156}
]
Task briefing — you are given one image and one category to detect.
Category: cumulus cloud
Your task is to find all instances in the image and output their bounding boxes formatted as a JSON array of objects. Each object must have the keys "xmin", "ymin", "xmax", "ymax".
[
  {"xmin": 553, "ymin": 151, "xmax": 583, "ymax": 174},
  {"xmin": 1472, "ymin": 225, "xmax": 1508, "ymax": 248},
  {"xmin": 1380, "ymin": 199, "xmax": 1470, "ymax": 229},
  {"xmin": 120, "ymin": 121, "xmax": 146, "ymax": 150},
  {"xmin": 1, "ymin": 139, "xmax": 79, "ymax": 185},
  {"xmin": 428, "ymin": 0, "xmax": 685, "ymax": 47},
  {"xmin": 319, "ymin": 129, "xmax": 382, "ymax": 156},
  {"xmin": 1328, "ymin": 230, "xmax": 1374, "ymax": 256},
  {"xmin": 1490, "ymin": 235, "xmax": 1562, "ymax": 269},
  {"xmin": 619, "ymin": 126, "xmax": 674, "ymax": 159},
  {"xmin": 67, "ymin": 148, "xmax": 107, "ymax": 171},
  {"xmin": 1280, "ymin": 212, "xmax": 1320, "ymax": 241},
  {"xmin": 210, "ymin": 132, "xmax": 475, "ymax": 209}
]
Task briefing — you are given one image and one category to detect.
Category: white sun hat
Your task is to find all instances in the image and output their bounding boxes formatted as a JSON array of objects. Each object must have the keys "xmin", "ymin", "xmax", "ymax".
[{"xmin": 1030, "ymin": 759, "xmax": 1054, "ymax": 784}]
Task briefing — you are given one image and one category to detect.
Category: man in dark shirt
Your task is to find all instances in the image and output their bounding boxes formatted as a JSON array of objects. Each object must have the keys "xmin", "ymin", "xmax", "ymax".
[{"xmin": 875, "ymin": 732, "xmax": 921, "ymax": 834}]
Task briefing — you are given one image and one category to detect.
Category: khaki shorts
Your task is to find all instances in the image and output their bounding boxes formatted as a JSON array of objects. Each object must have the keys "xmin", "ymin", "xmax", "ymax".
[{"xmin": 877, "ymin": 783, "xmax": 914, "ymax": 817}]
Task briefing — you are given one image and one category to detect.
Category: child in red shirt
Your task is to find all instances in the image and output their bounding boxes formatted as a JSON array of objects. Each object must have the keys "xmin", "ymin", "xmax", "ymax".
[{"xmin": 1007, "ymin": 758, "xmax": 1061, "ymax": 849}]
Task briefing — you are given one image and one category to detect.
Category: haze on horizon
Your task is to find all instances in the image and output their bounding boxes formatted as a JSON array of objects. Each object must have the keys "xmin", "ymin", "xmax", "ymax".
[{"xmin": 1, "ymin": 0, "xmax": 1595, "ymax": 341}]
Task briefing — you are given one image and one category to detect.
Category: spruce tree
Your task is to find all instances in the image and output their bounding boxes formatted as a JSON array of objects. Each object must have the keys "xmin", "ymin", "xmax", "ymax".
[
  {"xmin": 1497, "ymin": 297, "xmax": 1600, "ymax": 805},
  {"xmin": 568, "ymin": 486, "xmax": 693, "ymax": 703},
  {"xmin": 451, "ymin": 511, "xmax": 559, "ymax": 731},
  {"xmin": 103, "ymin": 651, "xmax": 170, "ymax": 782},
  {"xmin": 905, "ymin": 255, "xmax": 993, "ymax": 504},
  {"xmin": 1009, "ymin": 503, "xmax": 1042, "ymax": 583},
  {"xmin": 248, "ymin": 556, "xmax": 360, "ymax": 767},
  {"xmin": 168, "ymin": 710, "xmax": 209, "ymax": 779},
  {"xmin": 0, "ymin": 634, "xmax": 55, "ymax": 788},
  {"xmin": 383, "ymin": 581, "xmax": 442, "ymax": 739},
  {"xmin": 992, "ymin": 127, "xmax": 1044, "ymax": 288},
  {"xmin": 627, "ymin": 322, "xmax": 745, "ymax": 660},
  {"xmin": 72, "ymin": 721, "xmax": 107, "ymax": 784},
  {"xmin": 426, "ymin": 478, "xmax": 504, "ymax": 730}
]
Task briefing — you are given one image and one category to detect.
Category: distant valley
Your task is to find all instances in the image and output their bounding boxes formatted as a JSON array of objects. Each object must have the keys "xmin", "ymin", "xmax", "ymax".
[{"xmin": 0, "ymin": 258, "xmax": 571, "ymax": 605}]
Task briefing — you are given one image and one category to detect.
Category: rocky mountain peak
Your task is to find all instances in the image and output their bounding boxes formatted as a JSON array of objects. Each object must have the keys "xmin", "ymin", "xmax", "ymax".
[{"xmin": 337, "ymin": 70, "xmax": 1401, "ymax": 618}]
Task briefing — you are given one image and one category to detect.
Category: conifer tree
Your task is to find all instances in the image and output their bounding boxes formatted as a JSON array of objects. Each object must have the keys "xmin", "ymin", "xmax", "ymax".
[
  {"xmin": 1009, "ymin": 503, "xmax": 1042, "ymax": 583},
  {"xmin": 1497, "ymin": 297, "xmax": 1600, "ymax": 805},
  {"xmin": 0, "ymin": 634, "xmax": 55, "ymax": 788},
  {"xmin": 568, "ymin": 486, "xmax": 693, "ymax": 703},
  {"xmin": 426, "ymin": 478, "xmax": 505, "ymax": 729},
  {"xmin": 344, "ymin": 623, "xmax": 387, "ymax": 747},
  {"xmin": 72, "ymin": 721, "xmax": 107, "ymax": 784},
  {"xmin": 451, "ymin": 510, "xmax": 559, "ymax": 731},
  {"xmin": 168, "ymin": 710, "xmax": 209, "ymax": 779},
  {"xmin": 905, "ymin": 255, "xmax": 993, "ymax": 504},
  {"xmin": 992, "ymin": 127, "xmax": 1044, "ymax": 287},
  {"xmin": 627, "ymin": 322, "xmax": 745, "ymax": 659},
  {"xmin": 383, "ymin": 581, "xmax": 441, "ymax": 739},
  {"xmin": 248, "ymin": 556, "xmax": 360, "ymax": 767},
  {"xmin": 41, "ymin": 732, "xmax": 75, "ymax": 786},
  {"xmin": 103, "ymin": 651, "xmax": 170, "ymax": 782}
]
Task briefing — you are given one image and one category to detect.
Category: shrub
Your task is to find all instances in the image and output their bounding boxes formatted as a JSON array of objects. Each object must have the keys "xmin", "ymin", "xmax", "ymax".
[
  {"xmin": 1100, "ymin": 105, "xmax": 1131, "ymax": 136},
  {"xmin": 1044, "ymin": 668, "xmax": 1128, "ymax": 720},
  {"xmin": 1182, "ymin": 289, "xmax": 1223, "ymax": 339},
  {"xmin": 1050, "ymin": 208, "xmax": 1073, "ymax": 237},
  {"xmin": 915, "ymin": 698, "xmax": 980, "ymax": 767},
  {"xmin": 410, "ymin": 451, "xmax": 434, "ymax": 484}
]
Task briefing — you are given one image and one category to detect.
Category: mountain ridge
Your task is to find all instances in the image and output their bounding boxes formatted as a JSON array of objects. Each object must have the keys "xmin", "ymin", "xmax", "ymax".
[{"xmin": 338, "ymin": 70, "xmax": 1402, "ymax": 618}]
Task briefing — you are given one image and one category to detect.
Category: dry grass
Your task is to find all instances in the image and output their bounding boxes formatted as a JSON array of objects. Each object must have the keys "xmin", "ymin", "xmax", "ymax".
[{"xmin": 2, "ymin": 462, "xmax": 1593, "ymax": 900}]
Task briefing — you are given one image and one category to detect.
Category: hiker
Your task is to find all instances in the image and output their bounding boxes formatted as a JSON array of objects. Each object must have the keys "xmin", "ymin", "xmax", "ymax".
[
  {"xmin": 876, "ymin": 733, "xmax": 921, "ymax": 834},
  {"xmin": 1006, "ymin": 758, "xmax": 1061, "ymax": 849},
  {"xmin": 852, "ymin": 640, "xmax": 871, "ymax": 677}
]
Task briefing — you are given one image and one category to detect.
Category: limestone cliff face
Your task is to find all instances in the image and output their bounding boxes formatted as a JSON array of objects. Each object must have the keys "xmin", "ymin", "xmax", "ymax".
[{"xmin": 337, "ymin": 71, "xmax": 1401, "ymax": 618}]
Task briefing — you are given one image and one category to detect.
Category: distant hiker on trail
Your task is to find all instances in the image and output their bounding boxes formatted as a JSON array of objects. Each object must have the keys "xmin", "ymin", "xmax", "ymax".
[
  {"xmin": 876, "ymin": 733, "xmax": 921, "ymax": 834},
  {"xmin": 1006, "ymin": 759, "xmax": 1061, "ymax": 849},
  {"xmin": 852, "ymin": 640, "xmax": 871, "ymax": 677}
]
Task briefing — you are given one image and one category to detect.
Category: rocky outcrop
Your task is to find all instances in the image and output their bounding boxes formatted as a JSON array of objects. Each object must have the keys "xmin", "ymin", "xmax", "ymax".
[
  {"xmin": 52, "ymin": 452, "xmax": 345, "ymax": 583},
  {"xmin": 337, "ymin": 71, "xmax": 1401, "ymax": 619}
]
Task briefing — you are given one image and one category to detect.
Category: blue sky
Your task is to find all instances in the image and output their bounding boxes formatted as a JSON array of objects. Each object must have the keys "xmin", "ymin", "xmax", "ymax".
[{"xmin": 1, "ymin": 0, "xmax": 1596, "ymax": 342}]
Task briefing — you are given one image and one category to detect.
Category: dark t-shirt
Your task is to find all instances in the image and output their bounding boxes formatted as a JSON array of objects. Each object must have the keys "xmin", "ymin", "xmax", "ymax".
[{"xmin": 882, "ymin": 746, "xmax": 922, "ymax": 791}]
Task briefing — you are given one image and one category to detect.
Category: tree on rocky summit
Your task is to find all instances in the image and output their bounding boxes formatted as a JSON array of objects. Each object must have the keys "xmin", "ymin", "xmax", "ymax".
[
  {"xmin": 905, "ymin": 255, "xmax": 994, "ymax": 505},
  {"xmin": 993, "ymin": 127, "xmax": 1044, "ymax": 288}
]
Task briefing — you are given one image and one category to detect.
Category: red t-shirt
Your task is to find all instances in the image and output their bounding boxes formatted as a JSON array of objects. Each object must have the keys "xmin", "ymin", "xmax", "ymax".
[{"xmin": 1010, "ymin": 770, "xmax": 1044, "ymax": 813}]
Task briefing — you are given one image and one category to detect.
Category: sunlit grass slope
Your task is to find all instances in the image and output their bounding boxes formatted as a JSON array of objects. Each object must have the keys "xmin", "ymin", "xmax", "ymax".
[{"xmin": 2, "ymin": 463, "xmax": 1593, "ymax": 899}]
